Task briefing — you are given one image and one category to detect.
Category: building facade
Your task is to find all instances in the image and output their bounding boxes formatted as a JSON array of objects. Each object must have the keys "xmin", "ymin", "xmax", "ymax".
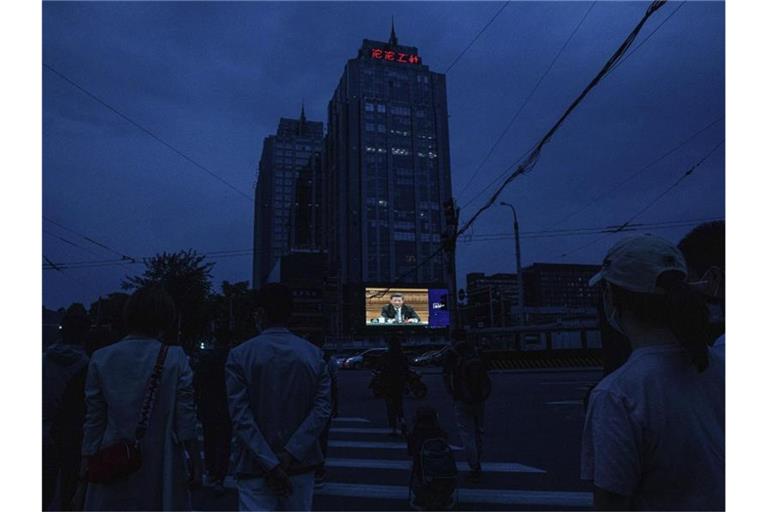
[
  {"xmin": 464, "ymin": 272, "xmax": 521, "ymax": 329},
  {"xmin": 252, "ymin": 110, "xmax": 324, "ymax": 287},
  {"xmin": 324, "ymin": 28, "xmax": 454, "ymax": 337}
]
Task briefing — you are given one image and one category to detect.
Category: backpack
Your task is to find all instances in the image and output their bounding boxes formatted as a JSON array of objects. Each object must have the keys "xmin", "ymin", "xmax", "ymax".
[
  {"xmin": 458, "ymin": 350, "xmax": 491, "ymax": 403},
  {"xmin": 416, "ymin": 437, "xmax": 458, "ymax": 509}
]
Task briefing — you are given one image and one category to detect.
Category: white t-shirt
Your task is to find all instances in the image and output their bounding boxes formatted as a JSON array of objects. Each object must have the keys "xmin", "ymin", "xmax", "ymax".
[
  {"xmin": 712, "ymin": 333, "xmax": 725, "ymax": 360},
  {"xmin": 581, "ymin": 344, "xmax": 725, "ymax": 510}
]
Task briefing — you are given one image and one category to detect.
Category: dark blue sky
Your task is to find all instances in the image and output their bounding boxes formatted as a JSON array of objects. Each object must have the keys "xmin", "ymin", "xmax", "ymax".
[{"xmin": 42, "ymin": 1, "xmax": 724, "ymax": 309}]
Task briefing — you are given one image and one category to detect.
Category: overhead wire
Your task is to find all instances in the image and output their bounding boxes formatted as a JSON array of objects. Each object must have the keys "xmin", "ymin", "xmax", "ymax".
[
  {"xmin": 559, "ymin": 137, "xmax": 724, "ymax": 258},
  {"xmin": 456, "ymin": 0, "xmax": 598, "ymax": 202},
  {"xmin": 43, "ymin": 63, "xmax": 254, "ymax": 203},
  {"xmin": 545, "ymin": 115, "xmax": 724, "ymax": 229},
  {"xmin": 443, "ymin": 2, "xmax": 512, "ymax": 73}
]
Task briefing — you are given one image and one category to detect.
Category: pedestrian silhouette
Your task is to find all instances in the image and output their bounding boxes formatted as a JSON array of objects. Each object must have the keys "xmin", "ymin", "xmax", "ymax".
[
  {"xmin": 379, "ymin": 336, "xmax": 410, "ymax": 437},
  {"xmin": 225, "ymin": 283, "xmax": 331, "ymax": 511},
  {"xmin": 678, "ymin": 220, "xmax": 726, "ymax": 358},
  {"xmin": 581, "ymin": 234, "xmax": 724, "ymax": 511},
  {"xmin": 193, "ymin": 336, "xmax": 233, "ymax": 495},
  {"xmin": 442, "ymin": 329, "xmax": 491, "ymax": 482},
  {"xmin": 43, "ymin": 303, "xmax": 90, "ymax": 510},
  {"xmin": 80, "ymin": 286, "xmax": 203, "ymax": 510}
]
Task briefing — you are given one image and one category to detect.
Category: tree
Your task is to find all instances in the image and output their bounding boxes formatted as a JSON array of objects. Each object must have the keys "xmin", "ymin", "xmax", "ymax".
[
  {"xmin": 209, "ymin": 280, "xmax": 259, "ymax": 345},
  {"xmin": 122, "ymin": 250, "xmax": 215, "ymax": 347}
]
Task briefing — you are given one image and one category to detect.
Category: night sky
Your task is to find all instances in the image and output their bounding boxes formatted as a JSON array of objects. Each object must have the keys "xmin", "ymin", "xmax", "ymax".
[{"xmin": 42, "ymin": 1, "xmax": 725, "ymax": 309}]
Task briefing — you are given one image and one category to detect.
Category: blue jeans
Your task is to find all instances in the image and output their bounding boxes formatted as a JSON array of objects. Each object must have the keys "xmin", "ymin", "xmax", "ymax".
[
  {"xmin": 455, "ymin": 401, "xmax": 485, "ymax": 471},
  {"xmin": 237, "ymin": 473, "xmax": 315, "ymax": 511}
]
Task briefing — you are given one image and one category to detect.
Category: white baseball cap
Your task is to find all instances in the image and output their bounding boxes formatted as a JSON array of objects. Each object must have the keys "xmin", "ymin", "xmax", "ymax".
[{"xmin": 589, "ymin": 234, "xmax": 688, "ymax": 294}]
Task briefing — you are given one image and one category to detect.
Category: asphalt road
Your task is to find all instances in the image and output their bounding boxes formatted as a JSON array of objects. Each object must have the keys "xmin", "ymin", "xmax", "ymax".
[{"xmin": 192, "ymin": 368, "xmax": 603, "ymax": 511}]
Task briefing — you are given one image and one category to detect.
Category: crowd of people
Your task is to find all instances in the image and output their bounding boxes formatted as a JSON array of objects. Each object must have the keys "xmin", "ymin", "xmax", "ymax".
[{"xmin": 41, "ymin": 221, "xmax": 725, "ymax": 511}]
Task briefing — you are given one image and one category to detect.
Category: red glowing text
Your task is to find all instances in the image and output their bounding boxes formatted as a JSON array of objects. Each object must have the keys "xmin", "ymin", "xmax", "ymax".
[{"xmin": 370, "ymin": 48, "xmax": 420, "ymax": 65}]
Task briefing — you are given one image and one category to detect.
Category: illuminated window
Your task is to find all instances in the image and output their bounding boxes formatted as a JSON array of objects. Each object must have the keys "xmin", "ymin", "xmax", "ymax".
[
  {"xmin": 365, "ymin": 102, "xmax": 375, "ymax": 112},
  {"xmin": 377, "ymin": 104, "xmax": 386, "ymax": 113}
]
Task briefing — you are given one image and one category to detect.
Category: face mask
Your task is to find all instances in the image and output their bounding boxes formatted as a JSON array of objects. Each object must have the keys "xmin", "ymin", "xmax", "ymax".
[{"xmin": 603, "ymin": 290, "xmax": 626, "ymax": 336}]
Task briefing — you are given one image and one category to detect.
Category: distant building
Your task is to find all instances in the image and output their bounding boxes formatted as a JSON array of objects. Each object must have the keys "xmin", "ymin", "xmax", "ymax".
[
  {"xmin": 324, "ymin": 26, "xmax": 454, "ymax": 337},
  {"xmin": 252, "ymin": 109, "xmax": 324, "ymax": 287},
  {"xmin": 522, "ymin": 263, "xmax": 601, "ymax": 325},
  {"xmin": 464, "ymin": 272, "xmax": 520, "ymax": 329}
]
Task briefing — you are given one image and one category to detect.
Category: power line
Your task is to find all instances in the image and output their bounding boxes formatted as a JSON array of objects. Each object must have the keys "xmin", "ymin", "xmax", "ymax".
[
  {"xmin": 444, "ymin": 2, "xmax": 512, "ymax": 73},
  {"xmin": 606, "ymin": 1, "xmax": 687, "ymax": 76},
  {"xmin": 545, "ymin": 115, "xmax": 724, "ymax": 229},
  {"xmin": 456, "ymin": 1, "xmax": 597, "ymax": 202},
  {"xmin": 456, "ymin": 1, "xmax": 670, "ymax": 241},
  {"xmin": 43, "ymin": 216, "xmax": 138, "ymax": 263},
  {"xmin": 559, "ymin": 138, "xmax": 724, "ymax": 258},
  {"xmin": 43, "ymin": 63, "xmax": 254, "ymax": 203},
  {"xmin": 457, "ymin": 217, "xmax": 722, "ymax": 243}
]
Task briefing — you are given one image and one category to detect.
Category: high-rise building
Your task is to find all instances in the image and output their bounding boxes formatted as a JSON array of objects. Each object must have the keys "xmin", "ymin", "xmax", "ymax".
[
  {"xmin": 324, "ymin": 26, "xmax": 454, "ymax": 337},
  {"xmin": 252, "ymin": 109, "xmax": 323, "ymax": 286}
]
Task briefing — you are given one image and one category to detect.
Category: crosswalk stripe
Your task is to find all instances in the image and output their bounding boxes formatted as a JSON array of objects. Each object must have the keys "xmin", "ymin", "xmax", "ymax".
[
  {"xmin": 314, "ymin": 482, "xmax": 592, "ymax": 508},
  {"xmin": 325, "ymin": 458, "xmax": 545, "ymax": 474},
  {"xmin": 329, "ymin": 440, "xmax": 463, "ymax": 451},
  {"xmin": 331, "ymin": 427, "xmax": 397, "ymax": 434},
  {"xmin": 332, "ymin": 417, "xmax": 371, "ymax": 423},
  {"xmin": 546, "ymin": 400, "xmax": 583, "ymax": 405}
]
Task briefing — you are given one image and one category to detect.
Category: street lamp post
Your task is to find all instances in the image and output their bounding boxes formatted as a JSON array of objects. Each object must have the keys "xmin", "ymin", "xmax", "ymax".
[{"xmin": 500, "ymin": 202, "xmax": 525, "ymax": 326}]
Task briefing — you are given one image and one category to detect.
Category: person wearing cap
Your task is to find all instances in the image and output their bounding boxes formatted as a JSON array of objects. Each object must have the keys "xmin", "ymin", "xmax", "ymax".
[
  {"xmin": 226, "ymin": 283, "xmax": 331, "ymax": 511},
  {"xmin": 678, "ymin": 220, "xmax": 725, "ymax": 359},
  {"xmin": 43, "ymin": 303, "xmax": 91, "ymax": 510},
  {"xmin": 581, "ymin": 234, "xmax": 725, "ymax": 511}
]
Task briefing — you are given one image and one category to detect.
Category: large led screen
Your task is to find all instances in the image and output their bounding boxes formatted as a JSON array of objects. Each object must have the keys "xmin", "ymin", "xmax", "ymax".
[{"xmin": 364, "ymin": 287, "xmax": 450, "ymax": 328}]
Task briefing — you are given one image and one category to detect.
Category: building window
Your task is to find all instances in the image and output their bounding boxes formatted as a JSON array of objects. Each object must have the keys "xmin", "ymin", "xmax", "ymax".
[{"xmin": 377, "ymin": 104, "xmax": 386, "ymax": 113}]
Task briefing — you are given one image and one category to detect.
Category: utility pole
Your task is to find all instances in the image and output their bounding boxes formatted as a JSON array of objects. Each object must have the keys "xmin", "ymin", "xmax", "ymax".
[
  {"xmin": 500, "ymin": 202, "xmax": 525, "ymax": 326},
  {"xmin": 442, "ymin": 198, "xmax": 460, "ymax": 338}
]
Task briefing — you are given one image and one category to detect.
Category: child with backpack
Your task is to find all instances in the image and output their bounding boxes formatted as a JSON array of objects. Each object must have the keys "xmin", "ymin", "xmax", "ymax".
[
  {"xmin": 407, "ymin": 407, "xmax": 458, "ymax": 510},
  {"xmin": 442, "ymin": 331, "xmax": 492, "ymax": 482}
]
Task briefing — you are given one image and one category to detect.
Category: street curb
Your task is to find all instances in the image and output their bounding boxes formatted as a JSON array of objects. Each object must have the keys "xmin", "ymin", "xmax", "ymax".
[{"xmin": 416, "ymin": 367, "xmax": 603, "ymax": 375}]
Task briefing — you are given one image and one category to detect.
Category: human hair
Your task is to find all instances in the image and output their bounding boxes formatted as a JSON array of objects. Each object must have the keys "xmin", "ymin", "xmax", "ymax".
[
  {"xmin": 387, "ymin": 336, "xmax": 403, "ymax": 354},
  {"xmin": 611, "ymin": 271, "xmax": 710, "ymax": 372},
  {"xmin": 677, "ymin": 221, "xmax": 725, "ymax": 278},
  {"xmin": 122, "ymin": 286, "xmax": 176, "ymax": 338},
  {"xmin": 255, "ymin": 283, "xmax": 293, "ymax": 325},
  {"xmin": 390, "ymin": 293, "xmax": 404, "ymax": 300},
  {"xmin": 61, "ymin": 303, "xmax": 90, "ymax": 344}
]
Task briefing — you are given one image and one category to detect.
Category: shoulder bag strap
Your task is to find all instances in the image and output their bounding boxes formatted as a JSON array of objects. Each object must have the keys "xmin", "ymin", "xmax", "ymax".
[{"xmin": 134, "ymin": 344, "xmax": 170, "ymax": 442}]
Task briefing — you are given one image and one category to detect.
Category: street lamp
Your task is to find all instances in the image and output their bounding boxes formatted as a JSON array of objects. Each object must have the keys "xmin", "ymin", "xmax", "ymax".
[{"xmin": 499, "ymin": 202, "xmax": 525, "ymax": 326}]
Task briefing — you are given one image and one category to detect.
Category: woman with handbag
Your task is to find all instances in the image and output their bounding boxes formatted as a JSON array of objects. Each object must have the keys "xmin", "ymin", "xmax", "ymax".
[{"xmin": 80, "ymin": 286, "xmax": 203, "ymax": 511}]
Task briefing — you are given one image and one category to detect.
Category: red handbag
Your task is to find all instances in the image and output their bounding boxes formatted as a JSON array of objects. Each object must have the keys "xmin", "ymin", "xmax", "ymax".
[{"xmin": 88, "ymin": 344, "xmax": 169, "ymax": 484}]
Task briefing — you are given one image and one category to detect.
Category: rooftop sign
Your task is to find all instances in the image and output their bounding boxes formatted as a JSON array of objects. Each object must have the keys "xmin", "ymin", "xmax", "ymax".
[{"xmin": 370, "ymin": 48, "xmax": 421, "ymax": 65}]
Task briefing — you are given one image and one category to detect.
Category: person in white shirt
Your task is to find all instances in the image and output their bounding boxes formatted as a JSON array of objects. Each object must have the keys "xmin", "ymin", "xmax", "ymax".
[
  {"xmin": 582, "ymin": 234, "xmax": 724, "ymax": 511},
  {"xmin": 678, "ymin": 221, "xmax": 725, "ymax": 359}
]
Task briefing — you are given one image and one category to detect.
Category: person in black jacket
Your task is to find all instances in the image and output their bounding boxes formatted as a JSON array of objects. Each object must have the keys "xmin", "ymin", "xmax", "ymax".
[
  {"xmin": 380, "ymin": 294, "xmax": 421, "ymax": 324},
  {"xmin": 43, "ymin": 303, "xmax": 90, "ymax": 510},
  {"xmin": 379, "ymin": 336, "xmax": 410, "ymax": 436}
]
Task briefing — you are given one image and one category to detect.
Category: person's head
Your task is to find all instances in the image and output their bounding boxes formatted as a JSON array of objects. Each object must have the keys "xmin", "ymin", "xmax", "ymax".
[
  {"xmin": 254, "ymin": 283, "xmax": 293, "ymax": 328},
  {"xmin": 387, "ymin": 335, "xmax": 403, "ymax": 354},
  {"xmin": 60, "ymin": 303, "xmax": 90, "ymax": 344},
  {"xmin": 590, "ymin": 234, "xmax": 711, "ymax": 372},
  {"xmin": 122, "ymin": 286, "xmax": 176, "ymax": 340},
  {"xmin": 414, "ymin": 406, "xmax": 440, "ymax": 430},
  {"xmin": 390, "ymin": 293, "xmax": 405, "ymax": 308},
  {"xmin": 678, "ymin": 221, "xmax": 725, "ymax": 302}
]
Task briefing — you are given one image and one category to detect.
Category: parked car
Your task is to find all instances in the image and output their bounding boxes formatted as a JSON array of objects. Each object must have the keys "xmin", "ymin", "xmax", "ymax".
[
  {"xmin": 340, "ymin": 348, "xmax": 388, "ymax": 369},
  {"xmin": 369, "ymin": 368, "xmax": 428, "ymax": 399},
  {"xmin": 411, "ymin": 345, "xmax": 450, "ymax": 367}
]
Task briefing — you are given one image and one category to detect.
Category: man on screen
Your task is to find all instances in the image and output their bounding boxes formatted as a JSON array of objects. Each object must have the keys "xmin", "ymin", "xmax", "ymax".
[{"xmin": 380, "ymin": 293, "xmax": 421, "ymax": 324}]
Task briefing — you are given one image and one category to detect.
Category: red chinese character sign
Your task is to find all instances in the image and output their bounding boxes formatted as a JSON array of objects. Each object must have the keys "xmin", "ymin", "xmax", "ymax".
[{"xmin": 370, "ymin": 48, "xmax": 420, "ymax": 65}]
